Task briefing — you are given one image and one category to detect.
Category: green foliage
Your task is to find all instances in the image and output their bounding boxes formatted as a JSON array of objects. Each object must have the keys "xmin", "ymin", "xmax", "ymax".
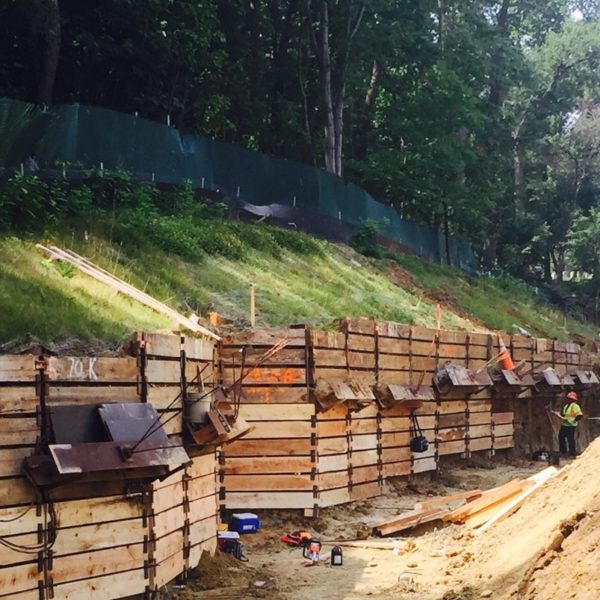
[
  {"xmin": 350, "ymin": 219, "xmax": 389, "ymax": 259},
  {"xmin": 0, "ymin": 173, "xmax": 47, "ymax": 231}
]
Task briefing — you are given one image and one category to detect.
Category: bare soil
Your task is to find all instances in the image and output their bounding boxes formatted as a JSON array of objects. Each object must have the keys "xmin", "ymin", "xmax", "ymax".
[{"xmin": 169, "ymin": 446, "xmax": 600, "ymax": 600}]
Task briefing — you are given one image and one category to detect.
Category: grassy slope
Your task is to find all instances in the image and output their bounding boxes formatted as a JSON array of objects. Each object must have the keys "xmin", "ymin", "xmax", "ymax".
[{"xmin": 0, "ymin": 225, "xmax": 595, "ymax": 347}]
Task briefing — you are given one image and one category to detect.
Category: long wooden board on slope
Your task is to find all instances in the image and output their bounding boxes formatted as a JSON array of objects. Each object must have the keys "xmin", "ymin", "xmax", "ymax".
[{"xmin": 37, "ymin": 244, "xmax": 219, "ymax": 340}]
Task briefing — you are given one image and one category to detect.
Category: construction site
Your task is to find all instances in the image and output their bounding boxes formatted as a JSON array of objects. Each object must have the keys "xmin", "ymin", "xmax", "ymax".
[
  {"xmin": 2, "ymin": 5, "xmax": 600, "ymax": 598},
  {"xmin": 1, "ymin": 244, "xmax": 599, "ymax": 600}
]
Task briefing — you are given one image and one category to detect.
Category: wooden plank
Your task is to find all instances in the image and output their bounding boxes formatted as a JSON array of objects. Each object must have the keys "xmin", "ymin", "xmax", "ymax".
[
  {"xmin": 438, "ymin": 413, "xmax": 467, "ymax": 428},
  {"xmin": 312, "ymin": 348, "xmax": 347, "ymax": 367},
  {"xmin": 220, "ymin": 347, "xmax": 305, "ymax": 365},
  {"xmin": 187, "ymin": 452, "xmax": 217, "ymax": 478},
  {"xmin": 52, "ymin": 519, "xmax": 145, "ymax": 554},
  {"xmin": 48, "ymin": 385, "xmax": 139, "ymax": 405},
  {"xmin": 381, "ymin": 446, "xmax": 411, "ymax": 463},
  {"xmin": 184, "ymin": 337, "xmax": 215, "ymax": 361},
  {"xmin": 349, "ymin": 418, "xmax": 378, "ymax": 435},
  {"xmin": 347, "ymin": 351, "xmax": 376, "ymax": 369},
  {"xmin": 317, "ymin": 404, "xmax": 348, "ymax": 420},
  {"xmin": 145, "ymin": 359, "xmax": 181, "ymax": 384},
  {"xmin": 416, "ymin": 489, "xmax": 482, "ymax": 511},
  {"xmin": 50, "ymin": 568, "xmax": 146, "ymax": 600},
  {"xmin": 343, "ymin": 318, "xmax": 377, "ymax": 335},
  {"xmin": 0, "ymin": 386, "xmax": 38, "ymax": 414},
  {"xmin": 54, "ymin": 495, "xmax": 143, "ymax": 528},
  {"xmin": 377, "ymin": 338, "xmax": 410, "ymax": 354},
  {"xmin": 242, "ymin": 420, "xmax": 311, "ymax": 439},
  {"xmin": 155, "ymin": 529, "xmax": 184, "ymax": 565},
  {"xmin": 347, "ymin": 334, "xmax": 376, "ymax": 352},
  {"xmin": 493, "ymin": 436, "xmax": 514, "ymax": 449},
  {"xmin": 469, "ymin": 424, "xmax": 492, "ymax": 438},
  {"xmin": 352, "ymin": 465, "xmax": 380, "ymax": 485},
  {"xmin": 381, "ymin": 460, "xmax": 411, "ymax": 478},
  {"xmin": 154, "ymin": 504, "xmax": 185, "ymax": 540},
  {"xmin": 317, "ymin": 470, "xmax": 347, "ymax": 490},
  {"xmin": 493, "ymin": 423, "xmax": 514, "ymax": 437},
  {"xmin": 311, "ymin": 331, "xmax": 346, "ymax": 349},
  {"xmin": 351, "ymin": 449, "xmax": 379, "ymax": 468},
  {"xmin": 187, "ymin": 475, "xmax": 218, "ymax": 501},
  {"xmin": 189, "ymin": 515, "xmax": 217, "ymax": 547},
  {"xmin": 47, "ymin": 357, "xmax": 138, "ymax": 382},
  {"xmin": 0, "ymin": 477, "xmax": 37, "ymax": 507},
  {"xmin": 316, "ymin": 419, "xmax": 348, "ymax": 437},
  {"xmin": 373, "ymin": 507, "xmax": 448, "ymax": 536},
  {"xmin": 224, "ymin": 327, "xmax": 306, "ymax": 344},
  {"xmin": 0, "ymin": 416, "xmax": 39, "ymax": 445},
  {"xmin": 469, "ymin": 437, "xmax": 492, "ymax": 451},
  {"xmin": 142, "ymin": 332, "xmax": 181, "ymax": 358},
  {"xmin": 319, "ymin": 487, "xmax": 351, "ymax": 507},
  {"xmin": 476, "ymin": 467, "xmax": 558, "ymax": 533},
  {"xmin": 348, "ymin": 433, "xmax": 378, "ymax": 452},
  {"xmin": 0, "ymin": 356, "xmax": 35, "ymax": 382},
  {"xmin": 155, "ymin": 549, "xmax": 185, "ymax": 587},
  {"xmin": 318, "ymin": 454, "xmax": 348, "ymax": 472},
  {"xmin": 492, "ymin": 412, "xmax": 514, "ymax": 425},
  {"xmin": 223, "ymin": 438, "xmax": 312, "ymax": 457},
  {"xmin": 380, "ymin": 431, "xmax": 411, "ymax": 448},
  {"xmin": 0, "ymin": 447, "xmax": 31, "ymax": 477},
  {"xmin": 0, "ymin": 533, "xmax": 42, "ymax": 567},
  {"xmin": 240, "ymin": 386, "xmax": 309, "ymax": 404},
  {"xmin": 436, "ymin": 427, "xmax": 466, "ymax": 442},
  {"xmin": 444, "ymin": 479, "xmax": 529, "ymax": 523},
  {"xmin": 350, "ymin": 481, "xmax": 382, "ymax": 502},
  {"xmin": 318, "ymin": 436, "xmax": 349, "ymax": 455},
  {"xmin": 224, "ymin": 491, "xmax": 314, "ymax": 510},
  {"xmin": 223, "ymin": 366, "xmax": 306, "ymax": 385},
  {"xmin": 223, "ymin": 473, "xmax": 313, "ymax": 491},
  {"xmin": 469, "ymin": 411, "xmax": 492, "ymax": 425},
  {"xmin": 50, "ymin": 543, "xmax": 144, "ymax": 583},
  {"xmin": 188, "ymin": 495, "xmax": 218, "ymax": 523},
  {"xmin": 438, "ymin": 440, "xmax": 466, "ymax": 455},
  {"xmin": 412, "ymin": 456, "xmax": 437, "ymax": 473},
  {"xmin": 0, "ymin": 562, "xmax": 39, "ymax": 594},
  {"xmin": 223, "ymin": 456, "xmax": 313, "ymax": 475}
]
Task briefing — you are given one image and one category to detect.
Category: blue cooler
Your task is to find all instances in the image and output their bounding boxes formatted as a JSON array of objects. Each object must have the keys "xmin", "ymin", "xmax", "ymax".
[{"xmin": 230, "ymin": 512, "xmax": 261, "ymax": 534}]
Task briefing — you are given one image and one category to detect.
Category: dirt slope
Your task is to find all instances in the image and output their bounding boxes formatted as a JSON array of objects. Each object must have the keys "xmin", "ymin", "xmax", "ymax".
[{"xmin": 459, "ymin": 438, "xmax": 600, "ymax": 598}]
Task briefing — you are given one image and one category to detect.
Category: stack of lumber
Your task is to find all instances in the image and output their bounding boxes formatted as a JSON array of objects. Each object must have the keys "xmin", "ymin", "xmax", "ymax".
[
  {"xmin": 219, "ymin": 327, "xmax": 317, "ymax": 512},
  {"xmin": 373, "ymin": 467, "xmax": 557, "ymax": 536},
  {"xmin": 444, "ymin": 467, "xmax": 559, "ymax": 530},
  {"xmin": 373, "ymin": 489, "xmax": 482, "ymax": 536}
]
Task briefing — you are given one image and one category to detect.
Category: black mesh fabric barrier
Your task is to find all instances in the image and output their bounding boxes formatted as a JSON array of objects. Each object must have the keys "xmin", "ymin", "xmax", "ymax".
[{"xmin": 0, "ymin": 97, "xmax": 477, "ymax": 271}]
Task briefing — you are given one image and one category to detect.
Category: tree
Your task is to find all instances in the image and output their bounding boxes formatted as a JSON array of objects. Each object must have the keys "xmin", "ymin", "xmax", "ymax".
[{"xmin": 305, "ymin": 0, "xmax": 366, "ymax": 175}]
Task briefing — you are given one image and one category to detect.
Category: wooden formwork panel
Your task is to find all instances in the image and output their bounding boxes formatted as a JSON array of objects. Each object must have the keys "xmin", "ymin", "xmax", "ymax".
[{"xmin": 50, "ymin": 569, "xmax": 147, "ymax": 600}]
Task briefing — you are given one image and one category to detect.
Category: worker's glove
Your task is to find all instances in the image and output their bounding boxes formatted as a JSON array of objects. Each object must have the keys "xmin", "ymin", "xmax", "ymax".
[{"xmin": 575, "ymin": 415, "xmax": 583, "ymax": 422}]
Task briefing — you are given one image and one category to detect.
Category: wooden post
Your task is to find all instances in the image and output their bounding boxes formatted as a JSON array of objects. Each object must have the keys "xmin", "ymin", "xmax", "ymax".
[{"xmin": 249, "ymin": 284, "xmax": 256, "ymax": 327}]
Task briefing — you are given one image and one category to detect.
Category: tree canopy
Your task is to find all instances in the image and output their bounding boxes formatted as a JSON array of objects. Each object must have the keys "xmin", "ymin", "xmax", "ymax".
[{"xmin": 2, "ymin": 0, "xmax": 600, "ymax": 302}]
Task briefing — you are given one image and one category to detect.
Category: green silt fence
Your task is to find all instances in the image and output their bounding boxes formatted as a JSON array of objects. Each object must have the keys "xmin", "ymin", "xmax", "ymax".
[{"xmin": 0, "ymin": 97, "xmax": 477, "ymax": 271}]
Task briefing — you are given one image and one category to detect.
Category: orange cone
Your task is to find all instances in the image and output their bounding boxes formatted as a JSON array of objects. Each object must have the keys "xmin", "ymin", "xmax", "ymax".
[{"xmin": 498, "ymin": 337, "xmax": 515, "ymax": 370}]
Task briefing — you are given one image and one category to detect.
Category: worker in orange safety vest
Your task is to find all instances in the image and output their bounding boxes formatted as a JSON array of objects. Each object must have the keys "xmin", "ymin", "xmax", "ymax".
[{"xmin": 558, "ymin": 391, "xmax": 583, "ymax": 457}]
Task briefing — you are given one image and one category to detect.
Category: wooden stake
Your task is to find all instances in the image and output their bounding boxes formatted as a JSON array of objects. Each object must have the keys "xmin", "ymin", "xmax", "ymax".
[{"xmin": 249, "ymin": 283, "xmax": 256, "ymax": 327}]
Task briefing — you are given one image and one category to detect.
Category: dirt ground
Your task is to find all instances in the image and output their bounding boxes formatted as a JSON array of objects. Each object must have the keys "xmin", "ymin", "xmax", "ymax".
[{"xmin": 170, "ymin": 447, "xmax": 600, "ymax": 600}]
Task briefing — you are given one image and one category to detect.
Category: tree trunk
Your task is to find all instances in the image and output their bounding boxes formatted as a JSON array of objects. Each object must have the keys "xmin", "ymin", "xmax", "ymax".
[
  {"xmin": 318, "ymin": 1, "xmax": 336, "ymax": 174},
  {"xmin": 514, "ymin": 142, "xmax": 525, "ymax": 208},
  {"xmin": 333, "ymin": 93, "xmax": 344, "ymax": 175},
  {"xmin": 38, "ymin": 0, "xmax": 61, "ymax": 106},
  {"xmin": 355, "ymin": 59, "xmax": 383, "ymax": 161}
]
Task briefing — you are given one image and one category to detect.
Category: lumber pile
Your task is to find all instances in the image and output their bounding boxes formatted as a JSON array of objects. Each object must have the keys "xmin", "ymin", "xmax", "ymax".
[{"xmin": 373, "ymin": 467, "xmax": 558, "ymax": 536}]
